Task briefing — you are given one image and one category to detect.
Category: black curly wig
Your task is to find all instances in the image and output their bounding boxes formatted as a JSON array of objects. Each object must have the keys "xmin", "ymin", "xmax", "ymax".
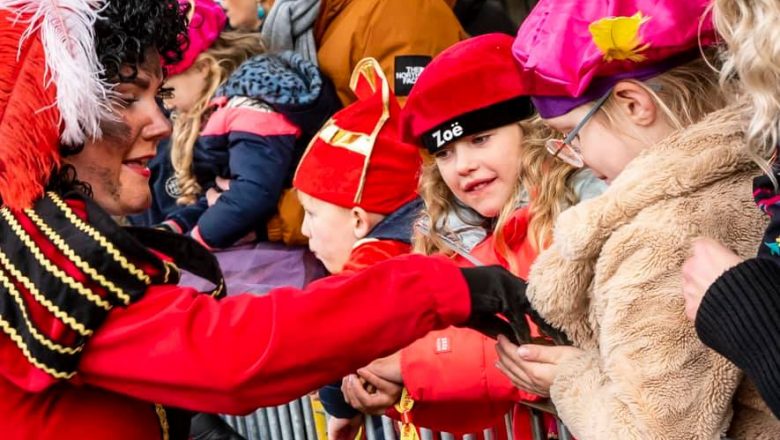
[
  {"xmin": 94, "ymin": 0, "xmax": 189, "ymax": 82},
  {"xmin": 50, "ymin": 0, "xmax": 190, "ymax": 195}
]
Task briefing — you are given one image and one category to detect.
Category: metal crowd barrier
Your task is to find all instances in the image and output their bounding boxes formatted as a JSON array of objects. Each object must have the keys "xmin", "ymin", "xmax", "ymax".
[{"xmin": 222, "ymin": 397, "xmax": 572, "ymax": 440}]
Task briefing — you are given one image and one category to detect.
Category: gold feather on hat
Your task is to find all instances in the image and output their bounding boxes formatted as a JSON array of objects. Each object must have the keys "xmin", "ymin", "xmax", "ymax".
[{"xmin": 589, "ymin": 12, "xmax": 651, "ymax": 63}]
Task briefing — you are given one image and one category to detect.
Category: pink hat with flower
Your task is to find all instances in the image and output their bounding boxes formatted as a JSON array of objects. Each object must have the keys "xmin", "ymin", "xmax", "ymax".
[
  {"xmin": 166, "ymin": 0, "xmax": 226, "ymax": 76},
  {"xmin": 513, "ymin": 0, "xmax": 716, "ymax": 118}
]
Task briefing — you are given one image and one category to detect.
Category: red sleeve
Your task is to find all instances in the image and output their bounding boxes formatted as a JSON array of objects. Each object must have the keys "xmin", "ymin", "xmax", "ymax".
[
  {"xmin": 341, "ymin": 240, "xmax": 411, "ymax": 274},
  {"xmin": 78, "ymin": 254, "xmax": 469, "ymax": 415},
  {"xmin": 396, "ymin": 327, "xmax": 542, "ymax": 432}
]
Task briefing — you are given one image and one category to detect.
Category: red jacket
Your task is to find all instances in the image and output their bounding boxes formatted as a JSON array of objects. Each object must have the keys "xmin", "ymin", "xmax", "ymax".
[
  {"xmin": 391, "ymin": 207, "xmax": 551, "ymax": 439},
  {"xmin": 0, "ymin": 199, "xmax": 469, "ymax": 439}
]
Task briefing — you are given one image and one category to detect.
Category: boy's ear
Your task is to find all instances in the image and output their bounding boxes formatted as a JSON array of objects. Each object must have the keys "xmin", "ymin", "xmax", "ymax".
[
  {"xmin": 612, "ymin": 80, "xmax": 658, "ymax": 127},
  {"xmin": 351, "ymin": 207, "xmax": 372, "ymax": 239}
]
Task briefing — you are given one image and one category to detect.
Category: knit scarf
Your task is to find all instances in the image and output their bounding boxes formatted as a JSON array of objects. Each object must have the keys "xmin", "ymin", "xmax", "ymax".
[{"xmin": 261, "ymin": 0, "xmax": 321, "ymax": 65}]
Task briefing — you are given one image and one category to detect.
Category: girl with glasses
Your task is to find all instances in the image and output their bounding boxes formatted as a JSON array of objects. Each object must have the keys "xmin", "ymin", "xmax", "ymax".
[{"xmin": 492, "ymin": 0, "xmax": 771, "ymax": 438}]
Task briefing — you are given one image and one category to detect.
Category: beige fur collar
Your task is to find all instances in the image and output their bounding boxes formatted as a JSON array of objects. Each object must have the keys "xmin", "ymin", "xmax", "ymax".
[
  {"xmin": 527, "ymin": 105, "xmax": 754, "ymax": 346},
  {"xmin": 555, "ymin": 105, "xmax": 753, "ymax": 259}
]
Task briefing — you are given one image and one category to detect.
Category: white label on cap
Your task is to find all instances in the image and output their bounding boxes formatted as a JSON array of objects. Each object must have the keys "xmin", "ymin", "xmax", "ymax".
[{"xmin": 432, "ymin": 122, "xmax": 464, "ymax": 148}]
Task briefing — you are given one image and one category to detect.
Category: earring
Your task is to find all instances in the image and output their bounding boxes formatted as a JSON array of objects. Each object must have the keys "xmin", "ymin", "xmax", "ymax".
[{"xmin": 257, "ymin": 4, "xmax": 266, "ymax": 19}]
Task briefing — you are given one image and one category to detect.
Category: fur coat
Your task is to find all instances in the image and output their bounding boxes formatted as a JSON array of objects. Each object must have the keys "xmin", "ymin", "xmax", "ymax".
[{"xmin": 527, "ymin": 106, "xmax": 769, "ymax": 439}]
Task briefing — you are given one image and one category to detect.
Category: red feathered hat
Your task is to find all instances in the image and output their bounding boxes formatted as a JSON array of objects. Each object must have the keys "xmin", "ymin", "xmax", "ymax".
[
  {"xmin": 0, "ymin": 1, "xmax": 115, "ymax": 211},
  {"xmin": 293, "ymin": 58, "xmax": 421, "ymax": 215}
]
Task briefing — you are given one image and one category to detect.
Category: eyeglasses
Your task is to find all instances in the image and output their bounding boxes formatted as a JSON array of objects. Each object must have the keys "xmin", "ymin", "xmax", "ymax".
[{"xmin": 545, "ymin": 91, "xmax": 611, "ymax": 168}]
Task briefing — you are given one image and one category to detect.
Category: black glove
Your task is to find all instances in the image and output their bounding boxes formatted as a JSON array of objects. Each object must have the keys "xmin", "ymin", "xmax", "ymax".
[
  {"xmin": 190, "ymin": 413, "xmax": 246, "ymax": 440},
  {"xmin": 460, "ymin": 265, "xmax": 569, "ymax": 345}
]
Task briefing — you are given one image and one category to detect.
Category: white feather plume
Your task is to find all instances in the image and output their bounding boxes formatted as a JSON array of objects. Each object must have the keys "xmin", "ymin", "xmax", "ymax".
[{"xmin": 0, "ymin": 0, "xmax": 115, "ymax": 145}]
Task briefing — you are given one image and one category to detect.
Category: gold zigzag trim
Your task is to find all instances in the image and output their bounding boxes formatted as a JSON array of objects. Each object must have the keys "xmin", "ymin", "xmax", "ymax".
[
  {"xmin": 155, "ymin": 404, "xmax": 170, "ymax": 440},
  {"xmin": 0, "ymin": 249, "xmax": 92, "ymax": 336},
  {"xmin": 25, "ymin": 208, "xmax": 132, "ymax": 305},
  {"xmin": 162, "ymin": 260, "xmax": 181, "ymax": 285},
  {"xmin": 0, "ymin": 267, "xmax": 83, "ymax": 355},
  {"xmin": 0, "ymin": 209, "xmax": 112, "ymax": 311},
  {"xmin": 211, "ymin": 278, "xmax": 224, "ymax": 298},
  {"xmin": 0, "ymin": 312, "xmax": 75, "ymax": 379},
  {"xmin": 47, "ymin": 193, "xmax": 151, "ymax": 285}
]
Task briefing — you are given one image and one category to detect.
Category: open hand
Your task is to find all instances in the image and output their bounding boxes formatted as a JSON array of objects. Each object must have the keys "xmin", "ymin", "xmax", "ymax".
[{"xmin": 495, "ymin": 335, "xmax": 583, "ymax": 397}]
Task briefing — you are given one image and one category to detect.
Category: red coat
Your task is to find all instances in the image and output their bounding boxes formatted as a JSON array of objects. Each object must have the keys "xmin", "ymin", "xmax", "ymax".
[
  {"xmin": 391, "ymin": 207, "xmax": 552, "ymax": 439},
  {"xmin": 0, "ymin": 203, "xmax": 469, "ymax": 439}
]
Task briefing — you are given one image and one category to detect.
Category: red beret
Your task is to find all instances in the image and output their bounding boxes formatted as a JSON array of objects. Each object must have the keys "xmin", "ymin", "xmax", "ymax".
[
  {"xmin": 402, "ymin": 34, "xmax": 534, "ymax": 153},
  {"xmin": 293, "ymin": 58, "xmax": 421, "ymax": 215}
]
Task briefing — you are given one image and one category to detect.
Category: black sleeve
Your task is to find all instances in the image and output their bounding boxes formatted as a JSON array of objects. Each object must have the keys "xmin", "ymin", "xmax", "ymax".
[
  {"xmin": 319, "ymin": 381, "xmax": 360, "ymax": 419},
  {"xmin": 696, "ymin": 257, "xmax": 780, "ymax": 418}
]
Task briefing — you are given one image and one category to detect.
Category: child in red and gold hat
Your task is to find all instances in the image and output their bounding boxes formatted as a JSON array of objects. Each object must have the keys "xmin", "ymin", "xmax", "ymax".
[
  {"xmin": 293, "ymin": 58, "xmax": 423, "ymax": 275},
  {"xmin": 491, "ymin": 0, "xmax": 771, "ymax": 438},
  {"xmin": 292, "ymin": 57, "xmax": 428, "ymax": 436},
  {"xmin": 336, "ymin": 34, "xmax": 605, "ymax": 440}
]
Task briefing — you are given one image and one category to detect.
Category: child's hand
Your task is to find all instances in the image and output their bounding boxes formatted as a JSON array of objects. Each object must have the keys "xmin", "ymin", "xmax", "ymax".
[
  {"xmin": 495, "ymin": 335, "xmax": 583, "ymax": 397},
  {"xmin": 215, "ymin": 176, "xmax": 231, "ymax": 191},
  {"xmin": 206, "ymin": 188, "xmax": 221, "ymax": 206},
  {"xmin": 361, "ymin": 352, "xmax": 402, "ymax": 384},
  {"xmin": 342, "ymin": 371, "xmax": 402, "ymax": 415},
  {"xmin": 327, "ymin": 415, "xmax": 362, "ymax": 440}
]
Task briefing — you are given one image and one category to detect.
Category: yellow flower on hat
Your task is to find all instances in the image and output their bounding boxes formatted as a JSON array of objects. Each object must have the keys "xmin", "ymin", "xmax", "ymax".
[{"xmin": 589, "ymin": 12, "xmax": 651, "ymax": 62}]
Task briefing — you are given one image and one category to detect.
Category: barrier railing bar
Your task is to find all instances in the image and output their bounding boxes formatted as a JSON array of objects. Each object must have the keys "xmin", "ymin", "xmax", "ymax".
[
  {"xmin": 529, "ymin": 408, "xmax": 545, "ymax": 440},
  {"xmin": 289, "ymin": 400, "xmax": 307, "ymax": 440},
  {"xmin": 278, "ymin": 404, "xmax": 294, "ymax": 440},
  {"xmin": 267, "ymin": 407, "xmax": 283, "ymax": 440},
  {"xmin": 381, "ymin": 415, "xmax": 397, "ymax": 440},
  {"xmin": 301, "ymin": 395, "xmax": 318, "ymax": 440},
  {"xmin": 365, "ymin": 415, "xmax": 378, "ymax": 440}
]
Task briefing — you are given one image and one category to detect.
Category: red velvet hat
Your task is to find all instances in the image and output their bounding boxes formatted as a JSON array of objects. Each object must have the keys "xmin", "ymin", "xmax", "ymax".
[
  {"xmin": 0, "ymin": 1, "xmax": 116, "ymax": 211},
  {"xmin": 401, "ymin": 33, "xmax": 534, "ymax": 153},
  {"xmin": 293, "ymin": 58, "xmax": 421, "ymax": 215}
]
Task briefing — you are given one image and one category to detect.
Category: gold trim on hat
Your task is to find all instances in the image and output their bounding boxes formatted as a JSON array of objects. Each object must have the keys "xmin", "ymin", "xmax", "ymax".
[
  {"xmin": 294, "ymin": 58, "xmax": 392, "ymax": 205},
  {"xmin": 350, "ymin": 58, "xmax": 391, "ymax": 204}
]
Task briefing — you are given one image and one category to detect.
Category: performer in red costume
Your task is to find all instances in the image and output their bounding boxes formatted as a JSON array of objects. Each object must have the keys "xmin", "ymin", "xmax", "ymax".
[{"xmin": 0, "ymin": 0, "xmax": 526, "ymax": 438}]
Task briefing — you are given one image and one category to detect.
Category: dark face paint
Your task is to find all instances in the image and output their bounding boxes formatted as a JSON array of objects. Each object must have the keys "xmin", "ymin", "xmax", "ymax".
[{"xmin": 63, "ymin": 48, "xmax": 172, "ymax": 215}]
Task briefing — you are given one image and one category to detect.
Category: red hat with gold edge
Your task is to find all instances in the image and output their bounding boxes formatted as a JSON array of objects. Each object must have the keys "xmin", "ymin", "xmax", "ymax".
[{"xmin": 293, "ymin": 58, "xmax": 421, "ymax": 215}]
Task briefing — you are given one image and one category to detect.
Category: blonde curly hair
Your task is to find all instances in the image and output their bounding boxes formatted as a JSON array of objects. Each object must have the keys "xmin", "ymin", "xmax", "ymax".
[
  {"xmin": 170, "ymin": 31, "xmax": 266, "ymax": 205},
  {"xmin": 714, "ymin": 0, "xmax": 780, "ymax": 178},
  {"xmin": 413, "ymin": 116, "xmax": 578, "ymax": 275},
  {"xmin": 596, "ymin": 54, "xmax": 726, "ymax": 144}
]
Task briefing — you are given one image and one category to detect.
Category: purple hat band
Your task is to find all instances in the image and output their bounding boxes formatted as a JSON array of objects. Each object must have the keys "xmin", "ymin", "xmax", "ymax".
[{"xmin": 532, "ymin": 50, "xmax": 702, "ymax": 118}]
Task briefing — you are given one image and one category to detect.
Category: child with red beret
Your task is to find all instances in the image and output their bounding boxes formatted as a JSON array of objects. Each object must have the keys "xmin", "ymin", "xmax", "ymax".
[{"xmin": 338, "ymin": 33, "xmax": 604, "ymax": 440}]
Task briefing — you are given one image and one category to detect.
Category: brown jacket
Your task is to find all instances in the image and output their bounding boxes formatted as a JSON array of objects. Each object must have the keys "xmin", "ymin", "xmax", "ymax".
[
  {"xmin": 527, "ymin": 106, "xmax": 769, "ymax": 439},
  {"xmin": 314, "ymin": 0, "xmax": 467, "ymax": 106}
]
